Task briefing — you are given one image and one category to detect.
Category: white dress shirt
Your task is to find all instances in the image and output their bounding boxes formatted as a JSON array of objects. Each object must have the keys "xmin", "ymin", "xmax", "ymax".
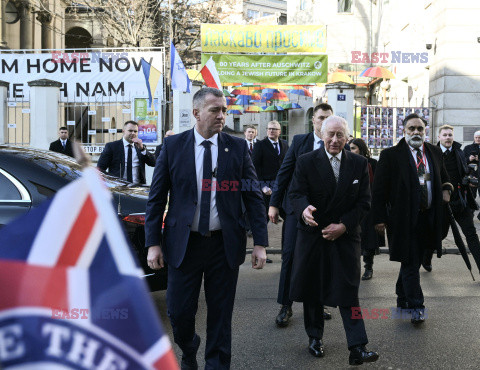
[
  {"xmin": 191, "ymin": 128, "xmax": 221, "ymax": 232},
  {"xmin": 325, "ymin": 148, "xmax": 343, "ymax": 171},
  {"xmin": 122, "ymin": 138, "xmax": 146, "ymax": 184},
  {"xmin": 313, "ymin": 132, "xmax": 323, "ymax": 151},
  {"xmin": 408, "ymin": 143, "xmax": 432, "ymax": 208},
  {"xmin": 268, "ymin": 137, "xmax": 280, "ymax": 154}
]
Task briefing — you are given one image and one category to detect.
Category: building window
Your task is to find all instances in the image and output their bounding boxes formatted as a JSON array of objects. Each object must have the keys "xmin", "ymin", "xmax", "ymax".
[
  {"xmin": 247, "ymin": 9, "xmax": 259, "ymax": 19},
  {"xmin": 300, "ymin": 0, "xmax": 306, "ymax": 11},
  {"xmin": 338, "ymin": 0, "xmax": 352, "ymax": 13},
  {"xmin": 277, "ymin": 112, "xmax": 289, "ymax": 142},
  {"xmin": 263, "ymin": 12, "xmax": 273, "ymax": 17},
  {"xmin": 234, "ymin": 118, "xmax": 240, "ymax": 132}
]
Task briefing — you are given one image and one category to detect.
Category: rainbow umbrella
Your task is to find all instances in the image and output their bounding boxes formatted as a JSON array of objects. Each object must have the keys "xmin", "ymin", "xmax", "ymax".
[
  {"xmin": 288, "ymin": 88, "xmax": 313, "ymax": 97},
  {"xmin": 251, "ymin": 93, "xmax": 261, "ymax": 100},
  {"xmin": 227, "ymin": 105, "xmax": 244, "ymax": 111},
  {"xmin": 262, "ymin": 105, "xmax": 285, "ymax": 112},
  {"xmin": 235, "ymin": 95, "xmax": 252, "ymax": 105},
  {"xmin": 227, "ymin": 109, "xmax": 243, "ymax": 115},
  {"xmin": 226, "ymin": 97, "xmax": 237, "ymax": 105},
  {"xmin": 272, "ymin": 92, "xmax": 289, "ymax": 101},
  {"xmin": 262, "ymin": 88, "xmax": 280, "ymax": 94},
  {"xmin": 328, "ymin": 72, "xmax": 355, "ymax": 84},
  {"xmin": 223, "ymin": 89, "xmax": 233, "ymax": 97},
  {"xmin": 245, "ymin": 106, "xmax": 263, "ymax": 113},
  {"xmin": 359, "ymin": 66, "xmax": 395, "ymax": 79},
  {"xmin": 281, "ymin": 102, "xmax": 302, "ymax": 110},
  {"xmin": 231, "ymin": 88, "xmax": 250, "ymax": 95}
]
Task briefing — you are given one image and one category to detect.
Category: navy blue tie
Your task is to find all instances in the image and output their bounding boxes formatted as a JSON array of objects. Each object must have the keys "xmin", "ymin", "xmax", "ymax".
[{"xmin": 198, "ymin": 140, "xmax": 212, "ymax": 235}]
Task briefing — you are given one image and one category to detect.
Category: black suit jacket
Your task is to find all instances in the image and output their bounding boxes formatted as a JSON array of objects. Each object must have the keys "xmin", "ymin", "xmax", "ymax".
[
  {"xmin": 288, "ymin": 149, "xmax": 370, "ymax": 306},
  {"xmin": 49, "ymin": 139, "xmax": 74, "ymax": 157},
  {"xmin": 97, "ymin": 139, "xmax": 155, "ymax": 184},
  {"xmin": 372, "ymin": 138, "xmax": 452, "ymax": 262},
  {"xmin": 154, "ymin": 144, "xmax": 162, "ymax": 160},
  {"xmin": 251, "ymin": 137, "xmax": 288, "ymax": 183},
  {"xmin": 145, "ymin": 129, "xmax": 268, "ymax": 269}
]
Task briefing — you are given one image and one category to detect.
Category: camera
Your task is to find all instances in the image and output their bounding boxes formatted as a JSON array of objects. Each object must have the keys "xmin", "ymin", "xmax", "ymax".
[{"xmin": 462, "ymin": 163, "xmax": 479, "ymax": 187}]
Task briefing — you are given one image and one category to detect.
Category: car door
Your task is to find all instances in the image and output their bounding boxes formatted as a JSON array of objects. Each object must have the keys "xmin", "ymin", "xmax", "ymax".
[{"xmin": 0, "ymin": 168, "xmax": 32, "ymax": 227}]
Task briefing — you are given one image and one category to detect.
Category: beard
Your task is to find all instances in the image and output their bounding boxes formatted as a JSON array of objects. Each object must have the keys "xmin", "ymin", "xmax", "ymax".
[{"xmin": 405, "ymin": 133, "xmax": 424, "ymax": 148}]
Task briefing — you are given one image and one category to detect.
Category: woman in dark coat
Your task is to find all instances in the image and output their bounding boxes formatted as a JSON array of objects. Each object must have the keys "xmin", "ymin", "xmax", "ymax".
[{"xmin": 349, "ymin": 139, "xmax": 381, "ymax": 280}]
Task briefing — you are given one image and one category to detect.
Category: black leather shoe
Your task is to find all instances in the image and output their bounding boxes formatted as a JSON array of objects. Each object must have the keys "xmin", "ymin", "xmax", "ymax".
[
  {"xmin": 323, "ymin": 308, "xmax": 332, "ymax": 320},
  {"xmin": 308, "ymin": 338, "xmax": 325, "ymax": 358},
  {"xmin": 266, "ymin": 258, "xmax": 273, "ymax": 263},
  {"xmin": 181, "ymin": 334, "xmax": 200, "ymax": 370},
  {"xmin": 422, "ymin": 263, "xmax": 432, "ymax": 272},
  {"xmin": 349, "ymin": 345, "xmax": 379, "ymax": 365},
  {"xmin": 411, "ymin": 308, "xmax": 426, "ymax": 325},
  {"xmin": 275, "ymin": 305, "xmax": 292, "ymax": 327},
  {"xmin": 362, "ymin": 269, "xmax": 373, "ymax": 280}
]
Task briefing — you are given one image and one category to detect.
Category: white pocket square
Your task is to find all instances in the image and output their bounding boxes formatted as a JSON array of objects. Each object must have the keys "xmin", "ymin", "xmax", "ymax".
[{"xmin": 353, "ymin": 179, "xmax": 359, "ymax": 184}]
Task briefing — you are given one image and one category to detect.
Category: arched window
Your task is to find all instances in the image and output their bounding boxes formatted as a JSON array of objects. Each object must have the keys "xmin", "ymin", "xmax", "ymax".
[{"xmin": 65, "ymin": 27, "xmax": 93, "ymax": 50}]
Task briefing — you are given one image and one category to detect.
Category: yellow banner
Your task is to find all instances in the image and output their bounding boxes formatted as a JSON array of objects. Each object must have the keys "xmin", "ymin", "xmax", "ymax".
[{"xmin": 201, "ymin": 24, "xmax": 327, "ymax": 53}]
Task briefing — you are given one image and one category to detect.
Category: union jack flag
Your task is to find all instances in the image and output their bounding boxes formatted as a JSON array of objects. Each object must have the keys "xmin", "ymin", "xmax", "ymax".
[{"xmin": 0, "ymin": 168, "xmax": 178, "ymax": 369}]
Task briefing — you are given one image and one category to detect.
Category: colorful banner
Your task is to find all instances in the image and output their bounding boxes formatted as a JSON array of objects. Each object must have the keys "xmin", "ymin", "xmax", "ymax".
[
  {"xmin": 201, "ymin": 24, "xmax": 327, "ymax": 53},
  {"xmin": 201, "ymin": 54, "xmax": 328, "ymax": 84},
  {"xmin": 134, "ymin": 98, "xmax": 159, "ymax": 143}
]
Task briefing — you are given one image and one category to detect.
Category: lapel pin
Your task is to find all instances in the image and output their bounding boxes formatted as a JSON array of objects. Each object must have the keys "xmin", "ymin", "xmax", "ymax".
[{"xmin": 225, "ymin": 148, "xmax": 229, "ymax": 152}]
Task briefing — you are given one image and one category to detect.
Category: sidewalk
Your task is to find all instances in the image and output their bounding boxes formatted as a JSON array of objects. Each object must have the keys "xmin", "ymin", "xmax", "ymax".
[{"xmin": 247, "ymin": 215, "xmax": 480, "ymax": 255}]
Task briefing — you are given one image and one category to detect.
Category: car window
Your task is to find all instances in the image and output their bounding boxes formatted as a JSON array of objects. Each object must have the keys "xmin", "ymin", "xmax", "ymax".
[{"xmin": 0, "ymin": 172, "xmax": 22, "ymax": 200}]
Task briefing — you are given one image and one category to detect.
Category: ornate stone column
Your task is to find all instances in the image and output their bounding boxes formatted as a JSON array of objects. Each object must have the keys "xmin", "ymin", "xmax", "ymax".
[
  {"xmin": 0, "ymin": 0, "xmax": 8, "ymax": 48},
  {"xmin": 36, "ymin": 10, "xmax": 52, "ymax": 50},
  {"xmin": 19, "ymin": 1, "xmax": 33, "ymax": 49}
]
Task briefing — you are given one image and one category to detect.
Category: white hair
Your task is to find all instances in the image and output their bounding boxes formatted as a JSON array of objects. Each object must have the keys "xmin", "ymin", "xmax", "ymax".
[
  {"xmin": 321, "ymin": 115, "xmax": 350, "ymax": 137},
  {"xmin": 474, "ymin": 131, "xmax": 480, "ymax": 137}
]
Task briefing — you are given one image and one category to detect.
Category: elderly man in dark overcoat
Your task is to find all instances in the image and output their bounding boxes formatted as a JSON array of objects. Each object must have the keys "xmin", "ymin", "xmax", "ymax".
[
  {"xmin": 289, "ymin": 116, "xmax": 379, "ymax": 365},
  {"xmin": 372, "ymin": 113, "xmax": 452, "ymax": 325}
]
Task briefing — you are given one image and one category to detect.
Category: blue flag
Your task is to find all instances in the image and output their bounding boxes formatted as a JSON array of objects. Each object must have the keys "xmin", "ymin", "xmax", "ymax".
[{"xmin": 171, "ymin": 42, "xmax": 192, "ymax": 93}]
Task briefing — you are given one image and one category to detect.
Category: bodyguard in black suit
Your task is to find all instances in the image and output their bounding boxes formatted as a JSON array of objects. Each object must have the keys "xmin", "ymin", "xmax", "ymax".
[
  {"xmin": 244, "ymin": 125, "xmax": 257, "ymax": 156},
  {"xmin": 97, "ymin": 121, "xmax": 155, "ymax": 184},
  {"xmin": 422, "ymin": 125, "xmax": 480, "ymax": 272},
  {"xmin": 145, "ymin": 88, "xmax": 268, "ymax": 370},
  {"xmin": 289, "ymin": 116, "xmax": 378, "ymax": 365},
  {"xmin": 49, "ymin": 126, "xmax": 74, "ymax": 157},
  {"xmin": 268, "ymin": 103, "xmax": 334, "ymax": 328},
  {"xmin": 372, "ymin": 114, "xmax": 452, "ymax": 325},
  {"xmin": 463, "ymin": 131, "xmax": 480, "ymax": 196},
  {"xmin": 252, "ymin": 120, "xmax": 288, "ymax": 218}
]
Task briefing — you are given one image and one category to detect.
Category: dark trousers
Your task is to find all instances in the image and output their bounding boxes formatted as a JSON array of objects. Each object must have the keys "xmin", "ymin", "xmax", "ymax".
[
  {"xmin": 166, "ymin": 232, "xmax": 239, "ymax": 370},
  {"xmin": 363, "ymin": 250, "xmax": 375, "ymax": 269},
  {"xmin": 303, "ymin": 302, "xmax": 368, "ymax": 349},
  {"xmin": 426, "ymin": 207, "xmax": 480, "ymax": 273},
  {"xmin": 277, "ymin": 213, "xmax": 298, "ymax": 306},
  {"xmin": 396, "ymin": 210, "xmax": 431, "ymax": 309}
]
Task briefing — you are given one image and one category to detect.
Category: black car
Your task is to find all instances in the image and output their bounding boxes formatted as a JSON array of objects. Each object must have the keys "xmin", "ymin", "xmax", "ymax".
[{"xmin": 0, "ymin": 145, "xmax": 166, "ymax": 291}]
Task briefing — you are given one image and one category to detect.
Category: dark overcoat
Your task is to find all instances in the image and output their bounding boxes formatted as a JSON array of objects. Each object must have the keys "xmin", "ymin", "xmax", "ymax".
[
  {"xmin": 288, "ymin": 148, "xmax": 371, "ymax": 307},
  {"xmin": 371, "ymin": 138, "xmax": 452, "ymax": 263}
]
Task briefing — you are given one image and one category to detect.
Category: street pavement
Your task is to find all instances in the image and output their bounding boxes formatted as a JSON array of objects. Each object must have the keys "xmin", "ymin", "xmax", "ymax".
[{"xmin": 150, "ymin": 221, "xmax": 480, "ymax": 369}]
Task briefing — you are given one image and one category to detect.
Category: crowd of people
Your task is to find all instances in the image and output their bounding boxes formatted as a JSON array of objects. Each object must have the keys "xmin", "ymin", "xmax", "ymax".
[{"xmin": 47, "ymin": 87, "xmax": 480, "ymax": 369}]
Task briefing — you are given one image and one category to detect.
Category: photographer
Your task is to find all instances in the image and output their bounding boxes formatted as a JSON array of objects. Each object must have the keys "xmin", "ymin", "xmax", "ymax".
[
  {"xmin": 423, "ymin": 125, "xmax": 480, "ymax": 273},
  {"xmin": 463, "ymin": 130, "xmax": 480, "ymax": 196}
]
